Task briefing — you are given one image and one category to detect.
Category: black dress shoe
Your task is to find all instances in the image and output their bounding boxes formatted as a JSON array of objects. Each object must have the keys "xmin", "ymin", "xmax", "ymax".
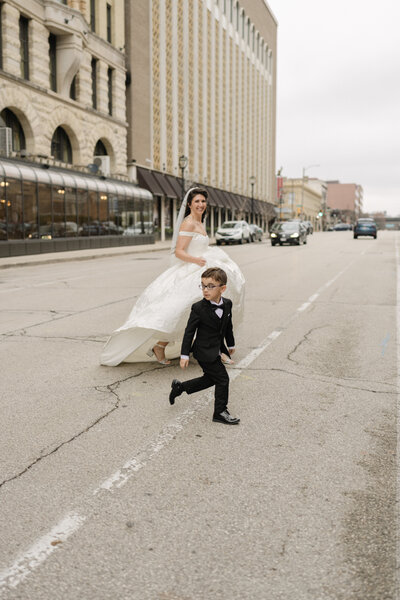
[
  {"xmin": 169, "ymin": 379, "xmax": 183, "ymax": 405},
  {"xmin": 212, "ymin": 410, "xmax": 240, "ymax": 425}
]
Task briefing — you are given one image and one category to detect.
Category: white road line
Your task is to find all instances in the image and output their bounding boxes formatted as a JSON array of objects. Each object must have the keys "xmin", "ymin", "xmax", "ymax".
[
  {"xmin": 0, "ymin": 253, "xmax": 363, "ymax": 593},
  {"xmin": 0, "ymin": 514, "xmax": 85, "ymax": 592},
  {"xmin": 94, "ymin": 329, "xmax": 283, "ymax": 494},
  {"xmin": 395, "ymin": 236, "xmax": 400, "ymax": 597}
]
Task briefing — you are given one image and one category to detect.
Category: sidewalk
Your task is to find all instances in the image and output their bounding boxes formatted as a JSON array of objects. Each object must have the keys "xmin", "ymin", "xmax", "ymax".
[
  {"xmin": 0, "ymin": 240, "xmax": 173, "ymax": 270},
  {"xmin": 0, "ymin": 237, "xmax": 217, "ymax": 270}
]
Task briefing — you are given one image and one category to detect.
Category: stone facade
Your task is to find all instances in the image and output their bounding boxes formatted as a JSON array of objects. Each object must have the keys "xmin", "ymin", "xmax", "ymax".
[{"xmin": 0, "ymin": 0, "xmax": 127, "ymax": 177}]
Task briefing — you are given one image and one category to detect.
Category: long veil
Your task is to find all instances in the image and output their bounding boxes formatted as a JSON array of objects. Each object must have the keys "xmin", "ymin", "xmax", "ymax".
[{"xmin": 169, "ymin": 187, "xmax": 197, "ymax": 264}]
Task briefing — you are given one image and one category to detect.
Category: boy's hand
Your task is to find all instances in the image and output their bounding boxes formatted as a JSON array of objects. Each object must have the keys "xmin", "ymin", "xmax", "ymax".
[
  {"xmin": 229, "ymin": 348, "xmax": 235, "ymax": 355},
  {"xmin": 180, "ymin": 358, "xmax": 189, "ymax": 369}
]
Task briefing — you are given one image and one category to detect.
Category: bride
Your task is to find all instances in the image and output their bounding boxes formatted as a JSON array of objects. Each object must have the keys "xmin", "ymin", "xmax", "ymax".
[{"xmin": 100, "ymin": 187, "xmax": 245, "ymax": 366}]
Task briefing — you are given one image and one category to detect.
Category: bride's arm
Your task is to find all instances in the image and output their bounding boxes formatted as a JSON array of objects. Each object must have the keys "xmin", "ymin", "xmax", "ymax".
[{"xmin": 175, "ymin": 226, "xmax": 206, "ymax": 267}]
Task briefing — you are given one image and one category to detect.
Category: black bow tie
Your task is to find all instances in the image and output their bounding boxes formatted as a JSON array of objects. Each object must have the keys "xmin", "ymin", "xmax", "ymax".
[{"xmin": 211, "ymin": 303, "xmax": 223, "ymax": 312}]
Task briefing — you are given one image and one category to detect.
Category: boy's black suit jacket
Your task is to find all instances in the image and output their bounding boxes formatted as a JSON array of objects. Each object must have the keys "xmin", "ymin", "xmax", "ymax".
[{"xmin": 181, "ymin": 297, "xmax": 235, "ymax": 363}]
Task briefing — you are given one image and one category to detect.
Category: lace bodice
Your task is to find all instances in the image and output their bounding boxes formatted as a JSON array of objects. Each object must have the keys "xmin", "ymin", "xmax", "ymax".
[{"xmin": 178, "ymin": 232, "xmax": 209, "ymax": 257}]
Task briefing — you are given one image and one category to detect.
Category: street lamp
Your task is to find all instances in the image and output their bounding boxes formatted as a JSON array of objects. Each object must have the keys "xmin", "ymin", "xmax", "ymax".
[
  {"xmin": 249, "ymin": 175, "xmax": 256, "ymax": 223},
  {"xmin": 301, "ymin": 164, "xmax": 319, "ymax": 218},
  {"xmin": 179, "ymin": 155, "xmax": 188, "ymax": 203}
]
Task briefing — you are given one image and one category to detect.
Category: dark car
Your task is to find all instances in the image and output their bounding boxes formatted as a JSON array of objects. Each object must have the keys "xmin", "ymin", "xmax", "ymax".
[
  {"xmin": 249, "ymin": 224, "xmax": 263, "ymax": 242},
  {"xmin": 353, "ymin": 218, "xmax": 377, "ymax": 239},
  {"xmin": 270, "ymin": 221, "xmax": 307, "ymax": 246}
]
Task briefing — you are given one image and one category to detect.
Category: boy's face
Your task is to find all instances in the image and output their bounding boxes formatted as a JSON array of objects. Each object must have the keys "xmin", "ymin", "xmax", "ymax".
[{"xmin": 201, "ymin": 277, "xmax": 226, "ymax": 303}]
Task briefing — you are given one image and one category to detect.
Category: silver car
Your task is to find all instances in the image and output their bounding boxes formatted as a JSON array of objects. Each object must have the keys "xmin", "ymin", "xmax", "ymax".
[{"xmin": 215, "ymin": 220, "xmax": 252, "ymax": 245}]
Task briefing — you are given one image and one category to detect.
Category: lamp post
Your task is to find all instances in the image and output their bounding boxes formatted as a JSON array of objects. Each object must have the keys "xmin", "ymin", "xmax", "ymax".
[
  {"xmin": 249, "ymin": 175, "xmax": 256, "ymax": 223},
  {"xmin": 179, "ymin": 155, "xmax": 188, "ymax": 203},
  {"xmin": 301, "ymin": 164, "xmax": 319, "ymax": 218}
]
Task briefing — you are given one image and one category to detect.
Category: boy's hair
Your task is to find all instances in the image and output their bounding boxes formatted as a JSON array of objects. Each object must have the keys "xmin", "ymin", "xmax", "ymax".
[{"xmin": 201, "ymin": 267, "xmax": 227, "ymax": 286}]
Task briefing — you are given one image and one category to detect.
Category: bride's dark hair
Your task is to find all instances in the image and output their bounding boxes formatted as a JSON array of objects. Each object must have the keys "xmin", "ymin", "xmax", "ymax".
[{"xmin": 184, "ymin": 187, "xmax": 208, "ymax": 221}]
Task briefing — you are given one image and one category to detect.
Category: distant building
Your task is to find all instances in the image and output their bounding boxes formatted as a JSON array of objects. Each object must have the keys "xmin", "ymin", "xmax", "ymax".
[
  {"xmin": 326, "ymin": 181, "xmax": 363, "ymax": 224},
  {"xmin": 126, "ymin": 0, "xmax": 278, "ymax": 237},
  {"xmin": 278, "ymin": 177, "xmax": 325, "ymax": 231},
  {"xmin": 0, "ymin": 0, "xmax": 152, "ymax": 255}
]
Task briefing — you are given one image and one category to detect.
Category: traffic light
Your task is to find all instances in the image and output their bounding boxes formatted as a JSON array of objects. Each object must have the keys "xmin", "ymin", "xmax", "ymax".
[{"xmin": 318, "ymin": 211, "xmax": 323, "ymax": 217}]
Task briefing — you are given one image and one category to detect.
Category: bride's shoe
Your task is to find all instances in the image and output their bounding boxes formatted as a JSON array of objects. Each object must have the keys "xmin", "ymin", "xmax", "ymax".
[{"xmin": 146, "ymin": 343, "xmax": 171, "ymax": 365}]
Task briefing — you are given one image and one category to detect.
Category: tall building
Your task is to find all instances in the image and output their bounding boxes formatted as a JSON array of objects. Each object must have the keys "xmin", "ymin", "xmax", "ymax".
[
  {"xmin": 0, "ymin": 0, "xmax": 152, "ymax": 256},
  {"xmin": 126, "ymin": 0, "xmax": 277, "ymax": 238},
  {"xmin": 326, "ymin": 181, "xmax": 363, "ymax": 224}
]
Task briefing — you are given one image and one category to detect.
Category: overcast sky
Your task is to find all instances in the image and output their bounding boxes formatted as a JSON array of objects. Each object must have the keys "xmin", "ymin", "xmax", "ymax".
[{"xmin": 273, "ymin": 0, "xmax": 400, "ymax": 215}]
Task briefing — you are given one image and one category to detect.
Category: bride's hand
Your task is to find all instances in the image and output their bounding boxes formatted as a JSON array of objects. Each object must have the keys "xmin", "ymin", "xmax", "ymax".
[{"xmin": 195, "ymin": 257, "xmax": 207, "ymax": 267}]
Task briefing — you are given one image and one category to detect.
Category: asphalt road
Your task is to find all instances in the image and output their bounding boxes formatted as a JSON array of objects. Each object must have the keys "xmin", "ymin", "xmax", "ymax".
[{"xmin": 0, "ymin": 231, "xmax": 398, "ymax": 600}]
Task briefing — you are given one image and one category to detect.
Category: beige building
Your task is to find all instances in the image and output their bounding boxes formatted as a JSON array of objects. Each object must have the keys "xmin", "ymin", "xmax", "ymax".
[
  {"xmin": 0, "ymin": 0, "xmax": 152, "ymax": 255},
  {"xmin": 126, "ymin": 0, "xmax": 278, "ymax": 238},
  {"xmin": 326, "ymin": 181, "xmax": 363, "ymax": 224},
  {"xmin": 279, "ymin": 177, "xmax": 325, "ymax": 231}
]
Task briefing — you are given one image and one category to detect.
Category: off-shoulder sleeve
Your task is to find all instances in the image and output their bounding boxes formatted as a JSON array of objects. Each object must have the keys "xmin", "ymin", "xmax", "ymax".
[{"xmin": 178, "ymin": 231, "xmax": 196, "ymax": 237}]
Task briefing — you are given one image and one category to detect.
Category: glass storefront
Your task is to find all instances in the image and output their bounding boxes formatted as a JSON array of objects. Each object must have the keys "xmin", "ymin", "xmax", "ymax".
[{"xmin": 0, "ymin": 159, "xmax": 153, "ymax": 241}]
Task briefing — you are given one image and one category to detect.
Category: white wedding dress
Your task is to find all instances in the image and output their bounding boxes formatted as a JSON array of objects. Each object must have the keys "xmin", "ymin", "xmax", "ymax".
[{"xmin": 100, "ymin": 232, "xmax": 245, "ymax": 366}]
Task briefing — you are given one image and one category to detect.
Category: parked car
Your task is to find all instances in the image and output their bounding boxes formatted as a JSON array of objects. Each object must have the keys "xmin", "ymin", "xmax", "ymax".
[
  {"xmin": 303, "ymin": 220, "xmax": 313, "ymax": 234},
  {"xmin": 215, "ymin": 220, "xmax": 251, "ymax": 245},
  {"xmin": 353, "ymin": 218, "xmax": 377, "ymax": 239},
  {"xmin": 270, "ymin": 221, "xmax": 307, "ymax": 246},
  {"xmin": 123, "ymin": 222, "xmax": 154, "ymax": 236},
  {"xmin": 249, "ymin": 224, "xmax": 263, "ymax": 242},
  {"xmin": 333, "ymin": 222, "xmax": 352, "ymax": 231}
]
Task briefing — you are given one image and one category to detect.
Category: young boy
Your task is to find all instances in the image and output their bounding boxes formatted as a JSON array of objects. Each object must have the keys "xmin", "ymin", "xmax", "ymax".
[{"xmin": 168, "ymin": 267, "xmax": 240, "ymax": 425}]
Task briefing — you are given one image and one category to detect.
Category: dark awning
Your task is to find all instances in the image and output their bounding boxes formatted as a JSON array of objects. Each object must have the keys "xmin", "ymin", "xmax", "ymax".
[
  {"xmin": 137, "ymin": 167, "xmax": 164, "ymax": 196},
  {"xmin": 166, "ymin": 175, "xmax": 183, "ymax": 199},
  {"xmin": 204, "ymin": 187, "xmax": 219, "ymax": 207},
  {"xmin": 152, "ymin": 171, "xmax": 179, "ymax": 198}
]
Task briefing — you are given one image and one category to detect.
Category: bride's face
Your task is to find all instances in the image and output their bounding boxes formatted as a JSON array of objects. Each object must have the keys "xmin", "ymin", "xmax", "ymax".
[{"xmin": 190, "ymin": 194, "xmax": 207, "ymax": 218}]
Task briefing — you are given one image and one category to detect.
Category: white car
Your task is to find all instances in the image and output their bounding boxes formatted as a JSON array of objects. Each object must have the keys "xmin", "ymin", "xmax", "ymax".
[{"xmin": 215, "ymin": 220, "xmax": 251, "ymax": 245}]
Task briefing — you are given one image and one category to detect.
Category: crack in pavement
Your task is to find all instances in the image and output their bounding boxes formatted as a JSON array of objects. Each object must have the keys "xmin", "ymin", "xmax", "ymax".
[
  {"xmin": 235, "ymin": 366, "xmax": 398, "ymax": 395},
  {"xmin": 0, "ymin": 295, "xmax": 138, "ymax": 337},
  {"xmin": 1, "ymin": 333, "xmax": 105, "ymax": 344},
  {"xmin": 0, "ymin": 364, "xmax": 168, "ymax": 491},
  {"xmin": 287, "ymin": 325, "xmax": 329, "ymax": 365}
]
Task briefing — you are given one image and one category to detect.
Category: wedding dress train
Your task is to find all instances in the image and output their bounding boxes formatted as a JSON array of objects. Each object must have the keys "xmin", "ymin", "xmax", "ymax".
[{"xmin": 100, "ymin": 232, "xmax": 245, "ymax": 366}]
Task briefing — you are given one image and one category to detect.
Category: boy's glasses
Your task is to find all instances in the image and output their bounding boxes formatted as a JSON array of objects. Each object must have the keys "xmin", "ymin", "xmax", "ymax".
[{"xmin": 199, "ymin": 283, "xmax": 223, "ymax": 290}]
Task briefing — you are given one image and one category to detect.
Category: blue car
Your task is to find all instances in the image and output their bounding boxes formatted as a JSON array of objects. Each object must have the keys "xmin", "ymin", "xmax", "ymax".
[{"xmin": 354, "ymin": 218, "xmax": 377, "ymax": 239}]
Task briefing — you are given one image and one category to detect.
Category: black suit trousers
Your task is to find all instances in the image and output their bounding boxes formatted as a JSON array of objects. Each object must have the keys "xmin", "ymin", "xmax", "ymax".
[{"xmin": 181, "ymin": 357, "xmax": 229, "ymax": 415}]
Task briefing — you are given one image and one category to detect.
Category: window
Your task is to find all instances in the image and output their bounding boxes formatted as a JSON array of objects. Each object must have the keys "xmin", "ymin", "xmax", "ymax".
[
  {"xmin": 256, "ymin": 33, "xmax": 259, "ymax": 58},
  {"xmin": 19, "ymin": 16, "xmax": 29, "ymax": 80},
  {"xmin": 241, "ymin": 11, "xmax": 245, "ymax": 38},
  {"xmin": 107, "ymin": 67, "xmax": 113, "ymax": 115},
  {"xmin": 0, "ymin": 108, "xmax": 26, "ymax": 152},
  {"xmin": 247, "ymin": 18, "xmax": 250, "ymax": 44},
  {"xmin": 91, "ymin": 58, "xmax": 97, "ymax": 109},
  {"xmin": 49, "ymin": 34, "xmax": 57, "ymax": 92},
  {"xmin": 235, "ymin": 2, "xmax": 239, "ymax": 30},
  {"xmin": 90, "ymin": 0, "xmax": 96, "ymax": 32},
  {"xmin": 229, "ymin": 0, "xmax": 233, "ymax": 23},
  {"xmin": 69, "ymin": 74, "xmax": 77, "ymax": 100},
  {"xmin": 252, "ymin": 26, "xmax": 255, "ymax": 51},
  {"xmin": 51, "ymin": 126, "xmax": 72, "ymax": 163},
  {"xmin": 106, "ymin": 3, "xmax": 112, "ymax": 43},
  {"xmin": 0, "ymin": 3, "xmax": 3, "ymax": 70},
  {"xmin": 94, "ymin": 139, "xmax": 108, "ymax": 155}
]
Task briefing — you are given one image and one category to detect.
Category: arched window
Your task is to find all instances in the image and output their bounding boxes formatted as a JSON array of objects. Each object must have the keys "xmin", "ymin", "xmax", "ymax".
[
  {"xmin": 0, "ymin": 108, "xmax": 26, "ymax": 152},
  {"xmin": 247, "ymin": 18, "xmax": 251, "ymax": 44},
  {"xmin": 51, "ymin": 126, "xmax": 72, "ymax": 163},
  {"xmin": 241, "ymin": 10, "xmax": 245, "ymax": 38},
  {"xmin": 94, "ymin": 139, "xmax": 108, "ymax": 156}
]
